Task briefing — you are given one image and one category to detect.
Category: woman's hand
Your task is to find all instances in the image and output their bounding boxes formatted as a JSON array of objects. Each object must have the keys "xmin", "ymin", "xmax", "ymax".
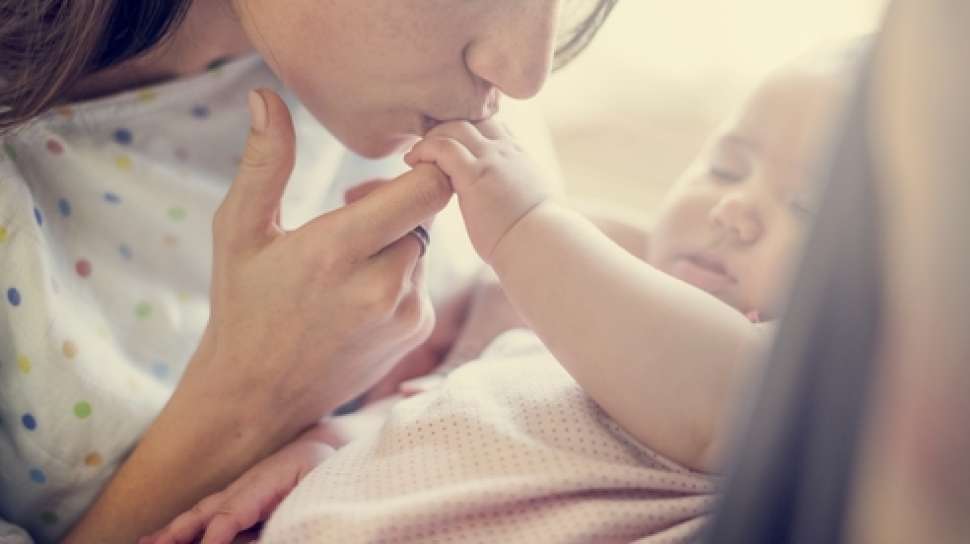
[
  {"xmin": 139, "ymin": 423, "xmax": 339, "ymax": 544},
  {"xmin": 190, "ymin": 89, "xmax": 452, "ymax": 431},
  {"xmin": 63, "ymin": 89, "xmax": 453, "ymax": 543},
  {"xmin": 404, "ymin": 119, "xmax": 554, "ymax": 263}
]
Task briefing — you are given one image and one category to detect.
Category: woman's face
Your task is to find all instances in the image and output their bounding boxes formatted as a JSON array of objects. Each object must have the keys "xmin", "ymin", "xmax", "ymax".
[{"xmin": 233, "ymin": 0, "xmax": 560, "ymax": 158}]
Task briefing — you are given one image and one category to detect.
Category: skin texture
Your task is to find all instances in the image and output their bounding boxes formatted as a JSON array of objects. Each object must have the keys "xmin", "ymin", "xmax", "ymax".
[
  {"xmin": 61, "ymin": 2, "xmax": 566, "ymax": 541},
  {"xmin": 647, "ymin": 64, "xmax": 845, "ymax": 318},
  {"xmin": 403, "ymin": 57, "xmax": 846, "ymax": 471},
  {"xmin": 232, "ymin": 0, "xmax": 559, "ymax": 157},
  {"xmin": 74, "ymin": 0, "xmax": 561, "ymax": 159},
  {"xmin": 146, "ymin": 49, "xmax": 850, "ymax": 544}
]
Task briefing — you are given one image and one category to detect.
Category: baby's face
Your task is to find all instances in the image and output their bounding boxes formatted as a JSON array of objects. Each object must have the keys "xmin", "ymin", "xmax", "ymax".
[
  {"xmin": 646, "ymin": 65, "xmax": 845, "ymax": 318},
  {"xmin": 232, "ymin": 0, "xmax": 559, "ymax": 159}
]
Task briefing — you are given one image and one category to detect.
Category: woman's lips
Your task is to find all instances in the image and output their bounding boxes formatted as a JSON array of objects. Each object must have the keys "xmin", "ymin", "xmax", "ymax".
[
  {"xmin": 670, "ymin": 254, "xmax": 737, "ymax": 293},
  {"xmin": 421, "ymin": 115, "xmax": 442, "ymax": 134}
]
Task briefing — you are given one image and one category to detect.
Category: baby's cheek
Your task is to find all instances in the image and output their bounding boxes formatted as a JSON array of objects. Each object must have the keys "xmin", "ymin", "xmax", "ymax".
[{"xmin": 753, "ymin": 242, "xmax": 798, "ymax": 315}]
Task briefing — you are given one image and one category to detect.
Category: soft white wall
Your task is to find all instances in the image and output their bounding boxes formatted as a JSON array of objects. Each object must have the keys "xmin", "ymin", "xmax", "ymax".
[{"xmin": 535, "ymin": 0, "xmax": 888, "ymax": 212}]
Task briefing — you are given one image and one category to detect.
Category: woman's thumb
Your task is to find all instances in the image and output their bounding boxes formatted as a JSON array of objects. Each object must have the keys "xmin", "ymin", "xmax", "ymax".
[{"xmin": 222, "ymin": 89, "xmax": 296, "ymax": 241}]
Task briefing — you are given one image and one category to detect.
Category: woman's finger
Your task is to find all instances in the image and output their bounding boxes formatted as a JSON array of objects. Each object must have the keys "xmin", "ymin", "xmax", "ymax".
[
  {"xmin": 363, "ymin": 232, "xmax": 426, "ymax": 306},
  {"xmin": 344, "ymin": 179, "xmax": 387, "ymax": 204},
  {"xmin": 216, "ymin": 89, "xmax": 296, "ymax": 247},
  {"xmin": 308, "ymin": 164, "xmax": 451, "ymax": 259}
]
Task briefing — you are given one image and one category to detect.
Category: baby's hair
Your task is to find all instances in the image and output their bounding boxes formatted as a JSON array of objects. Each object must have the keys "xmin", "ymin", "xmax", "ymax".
[{"xmin": 0, "ymin": 0, "xmax": 619, "ymax": 135}]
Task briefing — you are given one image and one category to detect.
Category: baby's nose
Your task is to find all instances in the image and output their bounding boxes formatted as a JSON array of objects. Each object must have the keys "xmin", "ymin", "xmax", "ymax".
[{"xmin": 710, "ymin": 194, "xmax": 764, "ymax": 245}]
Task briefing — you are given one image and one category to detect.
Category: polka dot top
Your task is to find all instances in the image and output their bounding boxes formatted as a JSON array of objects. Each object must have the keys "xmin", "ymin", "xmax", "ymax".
[
  {"xmin": 0, "ymin": 55, "xmax": 478, "ymax": 543},
  {"xmin": 261, "ymin": 330, "xmax": 718, "ymax": 543}
]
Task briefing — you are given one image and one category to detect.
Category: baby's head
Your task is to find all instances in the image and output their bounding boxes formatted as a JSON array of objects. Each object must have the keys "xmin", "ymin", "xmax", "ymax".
[{"xmin": 646, "ymin": 42, "xmax": 865, "ymax": 320}]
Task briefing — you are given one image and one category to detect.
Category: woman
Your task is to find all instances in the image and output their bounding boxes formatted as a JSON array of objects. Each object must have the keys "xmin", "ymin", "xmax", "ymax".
[{"xmin": 0, "ymin": 1, "xmax": 616, "ymax": 541}]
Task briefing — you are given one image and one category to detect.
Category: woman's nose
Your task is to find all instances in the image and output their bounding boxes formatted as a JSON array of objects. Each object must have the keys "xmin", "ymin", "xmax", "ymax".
[
  {"xmin": 710, "ymin": 192, "xmax": 764, "ymax": 245},
  {"xmin": 464, "ymin": 2, "xmax": 559, "ymax": 99}
]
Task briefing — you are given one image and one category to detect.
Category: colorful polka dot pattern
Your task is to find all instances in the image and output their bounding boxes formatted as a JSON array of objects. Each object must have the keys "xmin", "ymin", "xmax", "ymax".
[
  {"xmin": 4, "ymin": 113, "xmax": 220, "ymax": 537},
  {"xmin": 73, "ymin": 401, "xmax": 92, "ymax": 419},
  {"xmin": 0, "ymin": 56, "xmax": 310, "ymax": 540},
  {"xmin": 29, "ymin": 468, "xmax": 46, "ymax": 484},
  {"xmin": 7, "ymin": 287, "xmax": 20, "ymax": 306},
  {"xmin": 21, "ymin": 413, "xmax": 36, "ymax": 431},
  {"xmin": 17, "ymin": 355, "xmax": 30, "ymax": 374},
  {"xmin": 62, "ymin": 340, "xmax": 78, "ymax": 359}
]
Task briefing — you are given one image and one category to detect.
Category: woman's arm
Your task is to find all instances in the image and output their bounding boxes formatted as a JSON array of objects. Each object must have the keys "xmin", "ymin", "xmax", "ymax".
[{"xmin": 64, "ymin": 90, "xmax": 454, "ymax": 543}]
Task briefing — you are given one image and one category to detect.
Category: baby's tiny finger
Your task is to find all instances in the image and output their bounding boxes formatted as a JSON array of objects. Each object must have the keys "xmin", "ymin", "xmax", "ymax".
[
  {"xmin": 399, "ymin": 373, "xmax": 446, "ymax": 397},
  {"xmin": 408, "ymin": 138, "xmax": 476, "ymax": 181},
  {"xmin": 201, "ymin": 483, "xmax": 272, "ymax": 544},
  {"xmin": 201, "ymin": 511, "xmax": 250, "ymax": 544},
  {"xmin": 474, "ymin": 118, "xmax": 506, "ymax": 140},
  {"xmin": 426, "ymin": 121, "xmax": 490, "ymax": 155},
  {"xmin": 159, "ymin": 493, "xmax": 223, "ymax": 544}
]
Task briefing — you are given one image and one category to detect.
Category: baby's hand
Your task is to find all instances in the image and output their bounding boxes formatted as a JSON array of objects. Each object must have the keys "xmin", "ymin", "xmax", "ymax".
[
  {"xmin": 404, "ymin": 120, "xmax": 554, "ymax": 262},
  {"xmin": 139, "ymin": 423, "xmax": 337, "ymax": 544}
]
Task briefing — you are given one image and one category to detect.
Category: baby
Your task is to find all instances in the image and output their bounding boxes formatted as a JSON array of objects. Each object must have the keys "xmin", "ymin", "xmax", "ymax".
[{"xmin": 144, "ymin": 46, "xmax": 857, "ymax": 544}]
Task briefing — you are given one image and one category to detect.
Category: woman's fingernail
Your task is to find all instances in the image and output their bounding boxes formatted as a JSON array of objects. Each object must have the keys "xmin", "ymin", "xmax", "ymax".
[{"xmin": 248, "ymin": 90, "xmax": 268, "ymax": 133}]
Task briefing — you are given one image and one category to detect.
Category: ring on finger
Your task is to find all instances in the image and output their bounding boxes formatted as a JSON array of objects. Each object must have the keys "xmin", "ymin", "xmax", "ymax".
[{"xmin": 407, "ymin": 225, "xmax": 431, "ymax": 258}]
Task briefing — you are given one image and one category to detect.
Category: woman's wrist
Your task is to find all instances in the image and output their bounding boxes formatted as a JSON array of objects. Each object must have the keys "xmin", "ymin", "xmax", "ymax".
[
  {"xmin": 64, "ymin": 340, "xmax": 324, "ymax": 543},
  {"xmin": 172, "ymin": 337, "xmax": 320, "ymax": 455}
]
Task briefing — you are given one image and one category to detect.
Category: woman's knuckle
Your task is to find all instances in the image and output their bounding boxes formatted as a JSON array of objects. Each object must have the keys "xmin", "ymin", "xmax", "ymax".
[
  {"xmin": 395, "ymin": 291, "xmax": 422, "ymax": 327},
  {"xmin": 212, "ymin": 204, "xmax": 231, "ymax": 239},
  {"xmin": 361, "ymin": 281, "xmax": 401, "ymax": 320}
]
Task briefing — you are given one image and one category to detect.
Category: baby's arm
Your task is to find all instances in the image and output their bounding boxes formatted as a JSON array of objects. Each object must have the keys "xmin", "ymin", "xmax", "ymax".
[{"xmin": 406, "ymin": 121, "xmax": 766, "ymax": 472}]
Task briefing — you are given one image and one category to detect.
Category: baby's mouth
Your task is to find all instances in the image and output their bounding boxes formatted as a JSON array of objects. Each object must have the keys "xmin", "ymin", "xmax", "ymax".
[{"xmin": 671, "ymin": 254, "xmax": 737, "ymax": 294}]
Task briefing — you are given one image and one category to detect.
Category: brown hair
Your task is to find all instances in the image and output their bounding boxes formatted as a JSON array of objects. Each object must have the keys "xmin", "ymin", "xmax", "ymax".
[
  {"xmin": 0, "ymin": 0, "xmax": 617, "ymax": 134},
  {"xmin": 0, "ymin": 1, "xmax": 192, "ymax": 133},
  {"xmin": 554, "ymin": 0, "xmax": 619, "ymax": 71}
]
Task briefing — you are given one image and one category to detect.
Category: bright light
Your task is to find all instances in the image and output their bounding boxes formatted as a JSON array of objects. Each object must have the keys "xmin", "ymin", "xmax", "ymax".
[{"xmin": 537, "ymin": 0, "xmax": 888, "ymax": 210}]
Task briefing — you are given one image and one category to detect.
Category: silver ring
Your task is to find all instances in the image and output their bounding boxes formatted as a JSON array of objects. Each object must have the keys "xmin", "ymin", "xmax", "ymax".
[{"xmin": 408, "ymin": 225, "xmax": 430, "ymax": 258}]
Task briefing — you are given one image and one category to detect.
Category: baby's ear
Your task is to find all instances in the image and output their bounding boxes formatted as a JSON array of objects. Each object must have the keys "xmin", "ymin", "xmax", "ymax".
[{"xmin": 344, "ymin": 179, "xmax": 388, "ymax": 204}]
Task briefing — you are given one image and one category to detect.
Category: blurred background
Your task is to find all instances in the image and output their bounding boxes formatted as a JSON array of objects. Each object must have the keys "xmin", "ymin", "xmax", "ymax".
[{"xmin": 535, "ymin": 0, "xmax": 888, "ymax": 213}]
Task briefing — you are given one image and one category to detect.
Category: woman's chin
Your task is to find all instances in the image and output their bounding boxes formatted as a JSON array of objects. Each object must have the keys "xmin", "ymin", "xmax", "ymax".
[{"xmin": 344, "ymin": 132, "xmax": 416, "ymax": 160}]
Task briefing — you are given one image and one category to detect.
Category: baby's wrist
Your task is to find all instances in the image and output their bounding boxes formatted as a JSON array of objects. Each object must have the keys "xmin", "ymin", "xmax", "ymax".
[{"xmin": 489, "ymin": 200, "xmax": 559, "ymax": 275}]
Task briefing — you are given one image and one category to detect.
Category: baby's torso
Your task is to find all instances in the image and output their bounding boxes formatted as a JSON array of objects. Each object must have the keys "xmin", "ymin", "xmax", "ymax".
[{"xmin": 262, "ymin": 330, "xmax": 718, "ymax": 544}]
